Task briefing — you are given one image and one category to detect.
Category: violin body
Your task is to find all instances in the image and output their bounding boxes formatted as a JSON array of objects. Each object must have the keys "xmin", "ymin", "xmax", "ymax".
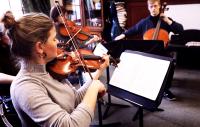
[
  {"xmin": 51, "ymin": 1, "xmax": 104, "ymax": 81},
  {"xmin": 143, "ymin": 28, "xmax": 169, "ymax": 47},
  {"xmin": 46, "ymin": 48, "xmax": 102, "ymax": 80},
  {"xmin": 59, "ymin": 19, "xmax": 92, "ymax": 41},
  {"xmin": 78, "ymin": 49, "xmax": 101, "ymax": 69}
]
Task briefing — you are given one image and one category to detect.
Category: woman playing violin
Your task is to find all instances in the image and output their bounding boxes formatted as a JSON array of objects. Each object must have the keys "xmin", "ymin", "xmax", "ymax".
[
  {"xmin": 50, "ymin": 5, "xmax": 100, "ymax": 51},
  {"xmin": 114, "ymin": 0, "xmax": 184, "ymax": 101},
  {"xmin": 9, "ymin": 12, "xmax": 109, "ymax": 127},
  {"xmin": 50, "ymin": 5, "xmax": 101, "ymax": 85}
]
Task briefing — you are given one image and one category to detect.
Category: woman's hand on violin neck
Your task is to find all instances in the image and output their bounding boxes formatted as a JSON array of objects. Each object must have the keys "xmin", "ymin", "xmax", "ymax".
[
  {"xmin": 99, "ymin": 54, "xmax": 110, "ymax": 70},
  {"xmin": 93, "ymin": 54, "xmax": 110, "ymax": 80},
  {"xmin": 92, "ymin": 35, "xmax": 101, "ymax": 42}
]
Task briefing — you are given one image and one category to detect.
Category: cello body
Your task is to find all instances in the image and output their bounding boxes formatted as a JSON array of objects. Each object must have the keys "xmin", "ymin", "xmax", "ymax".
[{"xmin": 143, "ymin": 28, "xmax": 169, "ymax": 47}]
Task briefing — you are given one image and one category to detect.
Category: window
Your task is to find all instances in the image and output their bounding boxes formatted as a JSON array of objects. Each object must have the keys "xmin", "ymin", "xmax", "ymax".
[
  {"xmin": 65, "ymin": 0, "xmax": 81, "ymax": 25},
  {"xmin": 0, "ymin": 0, "xmax": 23, "ymax": 19}
]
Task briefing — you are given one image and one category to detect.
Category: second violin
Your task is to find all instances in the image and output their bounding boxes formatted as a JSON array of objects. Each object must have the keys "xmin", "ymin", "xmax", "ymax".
[{"xmin": 59, "ymin": 19, "xmax": 93, "ymax": 41}]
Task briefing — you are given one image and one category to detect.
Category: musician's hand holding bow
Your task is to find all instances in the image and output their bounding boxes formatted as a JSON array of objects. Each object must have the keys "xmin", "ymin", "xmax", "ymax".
[{"xmin": 82, "ymin": 54, "xmax": 109, "ymax": 109}]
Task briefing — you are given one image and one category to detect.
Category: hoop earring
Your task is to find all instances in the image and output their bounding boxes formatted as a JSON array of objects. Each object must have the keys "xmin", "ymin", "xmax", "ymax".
[{"xmin": 40, "ymin": 52, "xmax": 47, "ymax": 58}]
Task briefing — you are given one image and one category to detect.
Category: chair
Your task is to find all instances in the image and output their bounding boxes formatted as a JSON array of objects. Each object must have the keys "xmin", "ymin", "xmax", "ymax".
[{"xmin": 0, "ymin": 83, "xmax": 21, "ymax": 127}]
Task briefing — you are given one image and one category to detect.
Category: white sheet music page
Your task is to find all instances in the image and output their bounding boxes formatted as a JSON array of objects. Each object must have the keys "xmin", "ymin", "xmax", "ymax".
[
  {"xmin": 109, "ymin": 52, "xmax": 170, "ymax": 101},
  {"xmin": 93, "ymin": 43, "xmax": 108, "ymax": 57}
]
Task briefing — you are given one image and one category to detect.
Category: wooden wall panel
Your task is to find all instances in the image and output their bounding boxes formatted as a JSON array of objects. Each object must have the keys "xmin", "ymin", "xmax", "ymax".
[{"xmin": 126, "ymin": 2, "xmax": 148, "ymax": 28}]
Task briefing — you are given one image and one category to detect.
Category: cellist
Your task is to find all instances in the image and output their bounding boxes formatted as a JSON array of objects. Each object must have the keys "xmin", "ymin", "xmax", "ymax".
[
  {"xmin": 115, "ymin": 0, "xmax": 183, "ymax": 42},
  {"xmin": 114, "ymin": 0, "xmax": 184, "ymax": 101}
]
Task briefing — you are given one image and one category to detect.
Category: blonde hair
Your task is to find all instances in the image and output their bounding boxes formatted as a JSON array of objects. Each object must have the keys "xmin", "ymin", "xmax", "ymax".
[
  {"xmin": 147, "ymin": 0, "xmax": 161, "ymax": 4},
  {"xmin": 9, "ymin": 13, "xmax": 54, "ymax": 60}
]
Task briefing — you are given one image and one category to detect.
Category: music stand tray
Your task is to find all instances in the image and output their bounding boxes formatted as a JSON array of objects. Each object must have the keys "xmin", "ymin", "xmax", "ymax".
[
  {"xmin": 108, "ymin": 50, "xmax": 173, "ymax": 111},
  {"xmin": 108, "ymin": 50, "xmax": 173, "ymax": 127}
]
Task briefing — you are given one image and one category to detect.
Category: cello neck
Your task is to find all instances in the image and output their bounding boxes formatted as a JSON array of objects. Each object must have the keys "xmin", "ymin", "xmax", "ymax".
[
  {"xmin": 152, "ymin": 18, "xmax": 161, "ymax": 40},
  {"xmin": 152, "ymin": 2, "xmax": 168, "ymax": 40}
]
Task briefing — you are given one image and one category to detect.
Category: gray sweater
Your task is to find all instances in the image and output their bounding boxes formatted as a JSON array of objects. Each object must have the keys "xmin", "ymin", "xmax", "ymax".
[{"xmin": 10, "ymin": 63, "xmax": 94, "ymax": 127}]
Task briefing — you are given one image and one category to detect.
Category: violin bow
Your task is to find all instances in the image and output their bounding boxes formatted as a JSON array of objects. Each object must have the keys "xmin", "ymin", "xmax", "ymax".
[{"xmin": 54, "ymin": 0, "xmax": 94, "ymax": 79}]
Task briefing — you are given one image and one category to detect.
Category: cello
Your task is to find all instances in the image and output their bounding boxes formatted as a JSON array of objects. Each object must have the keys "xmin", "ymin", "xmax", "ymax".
[{"xmin": 143, "ymin": 2, "xmax": 169, "ymax": 47}]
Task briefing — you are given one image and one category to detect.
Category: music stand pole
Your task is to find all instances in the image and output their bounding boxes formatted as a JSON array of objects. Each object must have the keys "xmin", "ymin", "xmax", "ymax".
[
  {"xmin": 98, "ymin": 100, "xmax": 103, "ymax": 126},
  {"xmin": 132, "ymin": 106, "xmax": 144, "ymax": 127},
  {"xmin": 90, "ymin": 67, "xmax": 121, "ymax": 127},
  {"xmin": 102, "ymin": 66, "xmax": 130, "ymax": 119}
]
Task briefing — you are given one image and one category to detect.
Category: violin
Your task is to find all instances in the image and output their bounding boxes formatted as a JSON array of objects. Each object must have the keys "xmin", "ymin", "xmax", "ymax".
[
  {"xmin": 47, "ymin": 48, "xmax": 102, "ymax": 80},
  {"xmin": 49, "ymin": 1, "xmax": 113, "ymax": 81},
  {"xmin": 59, "ymin": 19, "xmax": 93, "ymax": 41},
  {"xmin": 46, "ymin": 48, "xmax": 118, "ymax": 81},
  {"xmin": 143, "ymin": 2, "xmax": 169, "ymax": 47}
]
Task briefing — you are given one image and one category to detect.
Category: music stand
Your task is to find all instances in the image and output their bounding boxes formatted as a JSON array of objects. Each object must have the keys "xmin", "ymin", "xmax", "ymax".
[
  {"xmin": 108, "ymin": 50, "xmax": 173, "ymax": 127},
  {"xmin": 102, "ymin": 40, "xmax": 167, "ymax": 118},
  {"xmin": 101, "ymin": 67, "xmax": 130, "ymax": 120},
  {"xmin": 92, "ymin": 43, "xmax": 131, "ymax": 120},
  {"xmin": 104, "ymin": 39, "xmax": 166, "ymax": 59}
]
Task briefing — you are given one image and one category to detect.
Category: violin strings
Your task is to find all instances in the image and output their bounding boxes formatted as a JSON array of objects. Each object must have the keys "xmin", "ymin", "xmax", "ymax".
[
  {"xmin": 65, "ymin": 28, "xmax": 82, "ymax": 46},
  {"xmin": 54, "ymin": 1, "xmax": 93, "ymax": 79}
]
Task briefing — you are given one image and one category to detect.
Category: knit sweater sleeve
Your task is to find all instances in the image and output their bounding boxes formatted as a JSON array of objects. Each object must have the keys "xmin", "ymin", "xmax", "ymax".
[
  {"xmin": 73, "ymin": 79, "xmax": 92, "ymax": 106},
  {"xmin": 170, "ymin": 20, "xmax": 184, "ymax": 34},
  {"xmin": 11, "ymin": 78, "xmax": 94, "ymax": 127},
  {"xmin": 124, "ymin": 19, "xmax": 145, "ymax": 37}
]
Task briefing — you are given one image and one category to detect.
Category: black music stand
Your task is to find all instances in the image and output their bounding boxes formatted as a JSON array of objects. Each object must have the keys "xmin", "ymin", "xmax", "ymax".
[
  {"xmin": 102, "ymin": 40, "xmax": 167, "ymax": 119},
  {"xmin": 90, "ymin": 66, "xmax": 127, "ymax": 127},
  {"xmin": 102, "ymin": 67, "xmax": 130, "ymax": 119},
  {"xmin": 90, "ymin": 99, "xmax": 122, "ymax": 127},
  {"xmin": 104, "ymin": 40, "xmax": 166, "ymax": 59},
  {"xmin": 108, "ymin": 50, "xmax": 173, "ymax": 127}
]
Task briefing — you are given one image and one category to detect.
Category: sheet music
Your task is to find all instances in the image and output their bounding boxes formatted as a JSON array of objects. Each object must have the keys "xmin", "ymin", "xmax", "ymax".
[
  {"xmin": 109, "ymin": 52, "xmax": 170, "ymax": 101},
  {"xmin": 185, "ymin": 41, "xmax": 200, "ymax": 47},
  {"xmin": 93, "ymin": 43, "xmax": 108, "ymax": 57}
]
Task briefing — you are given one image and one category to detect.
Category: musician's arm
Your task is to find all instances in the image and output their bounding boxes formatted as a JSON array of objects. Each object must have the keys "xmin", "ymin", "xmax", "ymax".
[
  {"xmin": 114, "ymin": 34, "xmax": 125, "ymax": 41},
  {"xmin": 170, "ymin": 21, "xmax": 184, "ymax": 34},
  {"xmin": 0, "ymin": 73, "xmax": 15, "ymax": 84},
  {"xmin": 166, "ymin": 17, "xmax": 184, "ymax": 34},
  {"xmin": 85, "ymin": 35, "xmax": 100, "ymax": 45},
  {"xmin": 114, "ymin": 19, "xmax": 144, "ymax": 41},
  {"xmin": 160, "ymin": 13, "xmax": 184, "ymax": 34}
]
